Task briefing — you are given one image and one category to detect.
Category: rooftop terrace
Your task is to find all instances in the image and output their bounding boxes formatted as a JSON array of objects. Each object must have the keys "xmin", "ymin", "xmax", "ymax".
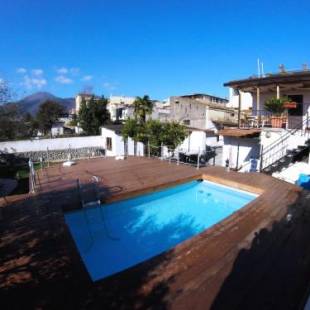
[{"xmin": 1, "ymin": 157, "xmax": 310, "ymax": 309}]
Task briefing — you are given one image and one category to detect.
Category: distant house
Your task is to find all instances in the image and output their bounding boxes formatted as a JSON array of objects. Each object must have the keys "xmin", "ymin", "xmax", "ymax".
[
  {"xmin": 226, "ymin": 88, "xmax": 253, "ymax": 111},
  {"xmin": 75, "ymin": 93, "xmax": 101, "ymax": 114},
  {"xmin": 168, "ymin": 94, "xmax": 236, "ymax": 131},
  {"xmin": 51, "ymin": 122, "xmax": 74, "ymax": 137},
  {"xmin": 107, "ymin": 96, "xmax": 136, "ymax": 122},
  {"xmin": 101, "ymin": 125, "xmax": 144, "ymax": 157},
  {"xmin": 221, "ymin": 67, "xmax": 310, "ymax": 172}
]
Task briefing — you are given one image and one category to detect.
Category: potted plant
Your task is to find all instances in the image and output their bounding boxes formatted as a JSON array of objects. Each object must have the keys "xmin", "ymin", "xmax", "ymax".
[{"xmin": 264, "ymin": 96, "xmax": 290, "ymax": 128}]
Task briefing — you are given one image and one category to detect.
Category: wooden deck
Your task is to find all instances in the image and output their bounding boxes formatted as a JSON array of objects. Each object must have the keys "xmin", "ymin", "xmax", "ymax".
[{"xmin": 1, "ymin": 157, "xmax": 310, "ymax": 310}]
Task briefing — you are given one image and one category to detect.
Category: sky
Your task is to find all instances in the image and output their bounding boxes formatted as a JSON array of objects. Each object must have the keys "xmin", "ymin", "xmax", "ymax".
[{"xmin": 0, "ymin": 0, "xmax": 310, "ymax": 100}]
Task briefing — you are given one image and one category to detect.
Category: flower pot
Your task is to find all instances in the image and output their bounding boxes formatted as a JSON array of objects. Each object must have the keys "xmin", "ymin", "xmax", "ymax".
[{"xmin": 271, "ymin": 116, "xmax": 286, "ymax": 128}]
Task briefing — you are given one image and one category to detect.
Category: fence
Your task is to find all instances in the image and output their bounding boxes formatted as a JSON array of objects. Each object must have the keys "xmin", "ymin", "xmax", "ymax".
[{"xmin": 144, "ymin": 142, "xmax": 222, "ymax": 170}]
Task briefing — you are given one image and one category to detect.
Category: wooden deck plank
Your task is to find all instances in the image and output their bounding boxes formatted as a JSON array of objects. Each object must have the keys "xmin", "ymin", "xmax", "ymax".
[{"xmin": 0, "ymin": 157, "xmax": 309, "ymax": 310}]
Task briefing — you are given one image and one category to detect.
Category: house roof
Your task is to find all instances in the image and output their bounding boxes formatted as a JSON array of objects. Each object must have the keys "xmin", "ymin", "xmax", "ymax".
[
  {"xmin": 102, "ymin": 124, "xmax": 123, "ymax": 134},
  {"xmin": 178, "ymin": 93, "xmax": 228, "ymax": 103},
  {"xmin": 219, "ymin": 128, "xmax": 261, "ymax": 138},
  {"xmin": 224, "ymin": 70, "xmax": 310, "ymax": 90},
  {"xmin": 185, "ymin": 126, "xmax": 215, "ymax": 134}
]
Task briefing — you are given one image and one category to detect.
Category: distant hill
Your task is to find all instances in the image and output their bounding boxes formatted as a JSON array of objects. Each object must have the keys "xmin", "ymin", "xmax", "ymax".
[{"xmin": 10, "ymin": 92, "xmax": 75, "ymax": 115}]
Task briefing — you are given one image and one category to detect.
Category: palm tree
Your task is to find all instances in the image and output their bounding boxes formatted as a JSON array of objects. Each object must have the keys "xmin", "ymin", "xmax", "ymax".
[{"xmin": 133, "ymin": 95, "xmax": 153, "ymax": 124}]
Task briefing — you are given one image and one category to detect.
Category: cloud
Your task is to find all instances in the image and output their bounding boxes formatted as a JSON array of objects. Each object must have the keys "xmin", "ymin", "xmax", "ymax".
[
  {"xmin": 17, "ymin": 67, "xmax": 27, "ymax": 74},
  {"xmin": 21, "ymin": 75, "xmax": 47, "ymax": 89},
  {"xmin": 55, "ymin": 75, "xmax": 73, "ymax": 84},
  {"xmin": 56, "ymin": 67, "xmax": 80, "ymax": 75},
  {"xmin": 70, "ymin": 67, "xmax": 80, "ymax": 75},
  {"xmin": 57, "ymin": 67, "xmax": 69, "ymax": 74},
  {"xmin": 81, "ymin": 75, "xmax": 93, "ymax": 81},
  {"xmin": 32, "ymin": 69, "xmax": 44, "ymax": 76},
  {"xmin": 103, "ymin": 81, "xmax": 117, "ymax": 91}
]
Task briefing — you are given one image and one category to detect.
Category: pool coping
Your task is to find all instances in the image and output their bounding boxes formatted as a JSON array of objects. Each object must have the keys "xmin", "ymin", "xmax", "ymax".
[{"xmin": 64, "ymin": 172, "xmax": 269, "ymax": 284}]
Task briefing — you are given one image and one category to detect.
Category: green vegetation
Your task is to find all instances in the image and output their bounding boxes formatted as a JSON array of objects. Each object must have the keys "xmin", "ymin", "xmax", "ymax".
[
  {"xmin": 122, "ymin": 95, "xmax": 187, "ymax": 155},
  {"xmin": 78, "ymin": 96, "xmax": 110, "ymax": 135},
  {"xmin": 264, "ymin": 96, "xmax": 291, "ymax": 116},
  {"xmin": 133, "ymin": 95, "xmax": 153, "ymax": 124},
  {"xmin": 36, "ymin": 100, "xmax": 65, "ymax": 135}
]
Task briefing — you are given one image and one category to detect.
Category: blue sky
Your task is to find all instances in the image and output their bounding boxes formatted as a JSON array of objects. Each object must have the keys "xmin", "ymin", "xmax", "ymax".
[{"xmin": 1, "ymin": 0, "xmax": 310, "ymax": 100}]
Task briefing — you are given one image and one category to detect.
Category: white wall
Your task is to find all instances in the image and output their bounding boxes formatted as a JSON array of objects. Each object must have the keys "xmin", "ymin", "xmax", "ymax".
[
  {"xmin": 227, "ymin": 88, "xmax": 253, "ymax": 110},
  {"xmin": 222, "ymin": 137, "xmax": 260, "ymax": 172},
  {"xmin": 0, "ymin": 136, "xmax": 104, "ymax": 153},
  {"xmin": 179, "ymin": 131, "xmax": 206, "ymax": 152},
  {"xmin": 101, "ymin": 127, "xmax": 144, "ymax": 157}
]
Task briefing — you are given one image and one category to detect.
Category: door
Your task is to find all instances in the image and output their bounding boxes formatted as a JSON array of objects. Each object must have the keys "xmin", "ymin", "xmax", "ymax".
[{"xmin": 287, "ymin": 95, "xmax": 303, "ymax": 129}]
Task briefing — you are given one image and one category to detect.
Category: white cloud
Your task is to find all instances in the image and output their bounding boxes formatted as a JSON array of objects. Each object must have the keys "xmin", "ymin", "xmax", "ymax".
[
  {"xmin": 32, "ymin": 69, "xmax": 44, "ymax": 76},
  {"xmin": 17, "ymin": 67, "xmax": 27, "ymax": 74},
  {"xmin": 70, "ymin": 67, "xmax": 80, "ymax": 75},
  {"xmin": 103, "ymin": 82, "xmax": 117, "ymax": 91},
  {"xmin": 55, "ymin": 75, "xmax": 73, "ymax": 84},
  {"xmin": 21, "ymin": 75, "xmax": 47, "ymax": 89},
  {"xmin": 57, "ymin": 67, "xmax": 69, "ymax": 74},
  {"xmin": 81, "ymin": 75, "xmax": 93, "ymax": 81}
]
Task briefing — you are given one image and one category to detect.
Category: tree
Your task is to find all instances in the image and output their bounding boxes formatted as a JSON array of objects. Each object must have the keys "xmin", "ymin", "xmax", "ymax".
[
  {"xmin": 161, "ymin": 122, "xmax": 187, "ymax": 150},
  {"xmin": 36, "ymin": 100, "xmax": 65, "ymax": 135},
  {"xmin": 122, "ymin": 118, "xmax": 187, "ymax": 156},
  {"xmin": 133, "ymin": 95, "xmax": 153, "ymax": 124},
  {"xmin": 78, "ymin": 96, "xmax": 110, "ymax": 135}
]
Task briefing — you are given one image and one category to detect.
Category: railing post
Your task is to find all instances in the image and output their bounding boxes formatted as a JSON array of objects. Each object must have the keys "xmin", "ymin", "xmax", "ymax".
[
  {"xmin": 46, "ymin": 147, "xmax": 50, "ymax": 167},
  {"xmin": 259, "ymin": 145, "xmax": 264, "ymax": 172},
  {"xmin": 148, "ymin": 141, "xmax": 151, "ymax": 158},
  {"xmin": 177, "ymin": 148, "xmax": 180, "ymax": 165},
  {"xmin": 213, "ymin": 148, "xmax": 216, "ymax": 166},
  {"xmin": 197, "ymin": 148, "xmax": 200, "ymax": 170},
  {"xmin": 160, "ymin": 143, "xmax": 163, "ymax": 160}
]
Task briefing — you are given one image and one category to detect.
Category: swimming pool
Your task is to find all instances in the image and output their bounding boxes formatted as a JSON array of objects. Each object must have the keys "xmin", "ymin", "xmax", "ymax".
[{"xmin": 65, "ymin": 180, "xmax": 257, "ymax": 281}]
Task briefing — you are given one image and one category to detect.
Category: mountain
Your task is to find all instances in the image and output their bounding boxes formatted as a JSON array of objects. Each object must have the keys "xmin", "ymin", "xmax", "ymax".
[{"xmin": 11, "ymin": 92, "xmax": 75, "ymax": 115}]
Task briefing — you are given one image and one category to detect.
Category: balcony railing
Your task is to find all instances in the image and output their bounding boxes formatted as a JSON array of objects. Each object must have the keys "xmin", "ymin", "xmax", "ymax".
[{"xmin": 240, "ymin": 107, "xmax": 310, "ymax": 129}]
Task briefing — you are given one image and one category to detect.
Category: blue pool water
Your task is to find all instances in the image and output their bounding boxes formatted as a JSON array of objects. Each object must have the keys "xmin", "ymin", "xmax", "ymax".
[{"xmin": 65, "ymin": 180, "xmax": 257, "ymax": 281}]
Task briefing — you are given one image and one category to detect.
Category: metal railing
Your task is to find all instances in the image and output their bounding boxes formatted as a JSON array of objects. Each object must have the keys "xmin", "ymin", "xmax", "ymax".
[
  {"xmin": 140, "ymin": 143, "xmax": 220, "ymax": 170},
  {"xmin": 260, "ymin": 116, "xmax": 310, "ymax": 171}
]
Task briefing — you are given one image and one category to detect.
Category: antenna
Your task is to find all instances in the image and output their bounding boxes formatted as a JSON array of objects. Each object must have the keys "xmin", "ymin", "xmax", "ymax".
[
  {"xmin": 261, "ymin": 62, "xmax": 264, "ymax": 77},
  {"xmin": 257, "ymin": 59, "xmax": 261, "ymax": 77}
]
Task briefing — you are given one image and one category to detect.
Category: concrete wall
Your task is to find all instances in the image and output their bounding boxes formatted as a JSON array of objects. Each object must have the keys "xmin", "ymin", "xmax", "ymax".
[
  {"xmin": 222, "ymin": 137, "xmax": 260, "ymax": 172},
  {"xmin": 101, "ymin": 127, "xmax": 144, "ymax": 157},
  {"xmin": 0, "ymin": 135, "xmax": 104, "ymax": 153},
  {"xmin": 169, "ymin": 96, "xmax": 237, "ymax": 130},
  {"xmin": 179, "ymin": 130, "xmax": 206, "ymax": 152},
  {"xmin": 227, "ymin": 88, "xmax": 253, "ymax": 110}
]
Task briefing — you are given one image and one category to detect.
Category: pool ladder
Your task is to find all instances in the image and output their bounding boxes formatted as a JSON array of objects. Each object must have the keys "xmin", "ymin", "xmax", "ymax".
[{"xmin": 77, "ymin": 178, "xmax": 119, "ymax": 247}]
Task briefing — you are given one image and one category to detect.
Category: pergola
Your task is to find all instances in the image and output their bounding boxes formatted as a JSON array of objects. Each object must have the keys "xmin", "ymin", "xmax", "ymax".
[{"xmin": 224, "ymin": 70, "xmax": 310, "ymax": 127}]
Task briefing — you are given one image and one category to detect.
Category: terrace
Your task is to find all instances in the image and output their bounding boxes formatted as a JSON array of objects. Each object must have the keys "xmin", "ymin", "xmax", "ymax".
[{"xmin": 1, "ymin": 157, "xmax": 310, "ymax": 309}]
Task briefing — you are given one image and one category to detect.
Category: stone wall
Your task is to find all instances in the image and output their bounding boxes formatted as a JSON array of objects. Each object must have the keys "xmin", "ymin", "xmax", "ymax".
[{"xmin": 15, "ymin": 146, "xmax": 105, "ymax": 162}]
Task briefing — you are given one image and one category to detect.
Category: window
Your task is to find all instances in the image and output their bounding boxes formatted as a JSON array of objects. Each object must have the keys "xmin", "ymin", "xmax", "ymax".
[
  {"xmin": 106, "ymin": 137, "xmax": 112, "ymax": 151},
  {"xmin": 183, "ymin": 120, "xmax": 190, "ymax": 125}
]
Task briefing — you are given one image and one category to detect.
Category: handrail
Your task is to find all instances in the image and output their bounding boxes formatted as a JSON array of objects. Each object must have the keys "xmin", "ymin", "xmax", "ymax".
[{"xmin": 261, "ymin": 116, "xmax": 309, "ymax": 156}]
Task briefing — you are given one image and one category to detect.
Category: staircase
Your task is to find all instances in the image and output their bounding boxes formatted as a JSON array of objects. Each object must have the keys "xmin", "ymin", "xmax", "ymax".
[
  {"xmin": 260, "ymin": 117, "xmax": 310, "ymax": 174},
  {"xmin": 263, "ymin": 139, "xmax": 310, "ymax": 174}
]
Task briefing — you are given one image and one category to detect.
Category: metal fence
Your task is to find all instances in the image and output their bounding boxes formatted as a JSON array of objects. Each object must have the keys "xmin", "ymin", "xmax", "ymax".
[{"xmin": 144, "ymin": 143, "xmax": 222, "ymax": 170}]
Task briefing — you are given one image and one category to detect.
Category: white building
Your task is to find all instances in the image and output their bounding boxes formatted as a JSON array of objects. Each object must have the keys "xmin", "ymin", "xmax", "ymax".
[
  {"xmin": 107, "ymin": 96, "xmax": 136, "ymax": 122},
  {"xmin": 75, "ymin": 93, "xmax": 100, "ymax": 114},
  {"xmin": 226, "ymin": 88, "xmax": 253, "ymax": 111},
  {"xmin": 101, "ymin": 125, "xmax": 144, "ymax": 157},
  {"xmin": 221, "ymin": 68, "xmax": 310, "ymax": 172},
  {"xmin": 51, "ymin": 122, "xmax": 74, "ymax": 137},
  {"xmin": 169, "ymin": 94, "xmax": 236, "ymax": 131}
]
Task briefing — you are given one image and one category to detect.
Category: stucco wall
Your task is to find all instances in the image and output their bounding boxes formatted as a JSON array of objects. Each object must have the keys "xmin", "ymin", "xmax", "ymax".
[
  {"xmin": 101, "ymin": 127, "xmax": 144, "ymax": 157},
  {"xmin": 0, "ymin": 135, "xmax": 104, "ymax": 153},
  {"xmin": 222, "ymin": 137, "xmax": 260, "ymax": 172}
]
